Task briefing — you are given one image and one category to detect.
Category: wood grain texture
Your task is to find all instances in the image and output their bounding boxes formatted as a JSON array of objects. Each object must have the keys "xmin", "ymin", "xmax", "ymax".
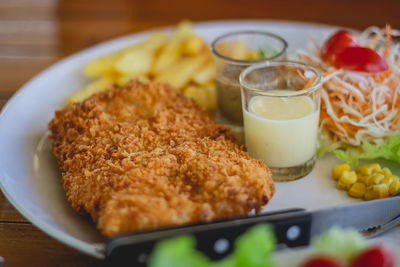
[
  {"xmin": 0, "ymin": 223, "xmax": 104, "ymax": 267},
  {"xmin": 0, "ymin": 193, "xmax": 27, "ymax": 223},
  {"xmin": 1, "ymin": 0, "xmax": 400, "ymax": 265}
]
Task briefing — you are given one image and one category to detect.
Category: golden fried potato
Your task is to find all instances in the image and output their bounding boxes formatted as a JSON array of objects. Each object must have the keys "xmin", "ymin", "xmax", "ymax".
[
  {"xmin": 183, "ymin": 35, "xmax": 205, "ymax": 56},
  {"xmin": 76, "ymin": 21, "xmax": 217, "ymax": 111},
  {"xmin": 115, "ymin": 75, "xmax": 150, "ymax": 86},
  {"xmin": 84, "ymin": 32, "xmax": 166, "ymax": 77},
  {"xmin": 84, "ymin": 54, "xmax": 119, "ymax": 77},
  {"xmin": 156, "ymin": 54, "xmax": 207, "ymax": 90},
  {"xmin": 184, "ymin": 83, "xmax": 216, "ymax": 110},
  {"xmin": 192, "ymin": 64, "xmax": 215, "ymax": 85},
  {"xmin": 152, "ymin": 21, "xmax": 193, "ymax": 75},
  {"xmin": 68, "ymin": 76, "xmax": 114, "ymax": 103},
  {"xmin": 114, "ymin": 50, "xmax": 153, "ymax": 76}
]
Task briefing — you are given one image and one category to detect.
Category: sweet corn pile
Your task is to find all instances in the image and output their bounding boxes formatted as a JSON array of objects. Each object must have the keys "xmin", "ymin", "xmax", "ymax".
[{"xmin": 332, "ymin": 163, "xmax": 400, "ymax": 200}]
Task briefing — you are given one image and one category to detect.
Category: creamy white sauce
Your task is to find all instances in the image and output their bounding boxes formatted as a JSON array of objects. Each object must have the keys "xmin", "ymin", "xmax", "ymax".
[{"xmin": 243, "ymin": 95, "xmax": 319, "ymax": 167}]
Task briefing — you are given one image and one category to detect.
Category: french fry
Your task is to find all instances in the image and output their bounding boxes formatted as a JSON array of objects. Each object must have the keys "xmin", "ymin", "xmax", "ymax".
[
  {"xmin": 124, "ymin": 31, "xmax": 167, "ymax": 53},
  {"xmin": 115, "ymin": 74, "xmax": 150, "ymax": 86},
  {"xmin": 76, "ymin": 22, "xmax": 218, "ymax": 111},
  {"xmin": 203, "ymin": 82, "xmax": 216, "ymax": 110},
  {"xmin": 184, "ymin": 85, "xmax": 210, "ymax": 110},
  {"xmin": 152, "ymin": 21, "xmax": 193, "ymax": 75},
  {"xmin": 156, "ymin": 54, "xmax": 207, "ymax": 90},
  {"xmin": 67, "ymin": 76, "xmax": 114, "ymax": 103},
  {"xmin": 183, "ymin": 35, "xmax": 205, "ymax": 56},
  {"xmin": 114, "ymin": 50, "xmax": 153, "ymax": 76},
  {"xmin": 84, "ymin": 53, "xmax": 119, "ymax": 77},
  {"xmin": 192, "ymin": 64, "xmax": 215, "ymax": 85},
  {"xmin": 84, "ymin": 32, "xmax": 166, "ymax": 77}
]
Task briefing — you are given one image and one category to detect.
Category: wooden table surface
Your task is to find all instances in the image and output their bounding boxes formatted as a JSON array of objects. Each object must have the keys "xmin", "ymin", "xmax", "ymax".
[{"xmin": 1, "ymin": 0, "xmax": 400, "ymax": 266}]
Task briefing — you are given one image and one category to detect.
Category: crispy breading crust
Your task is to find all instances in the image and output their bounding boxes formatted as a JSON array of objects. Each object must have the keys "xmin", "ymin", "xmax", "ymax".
[{"xmin": 49, "ymin": 81, "xmax": 274, "ymax": 236}]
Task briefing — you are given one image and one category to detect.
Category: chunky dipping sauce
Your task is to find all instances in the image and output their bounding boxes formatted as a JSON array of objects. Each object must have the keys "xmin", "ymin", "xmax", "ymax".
[{"xmin": 215, "ymin": 66, "xmax": 244, "ymax": 124}]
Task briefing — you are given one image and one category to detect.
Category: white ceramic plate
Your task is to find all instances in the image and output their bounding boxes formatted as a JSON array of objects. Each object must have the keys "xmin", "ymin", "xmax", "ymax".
[{"xmin": 1, "ymin": 20, "xmax": 399, "ymax": 259}]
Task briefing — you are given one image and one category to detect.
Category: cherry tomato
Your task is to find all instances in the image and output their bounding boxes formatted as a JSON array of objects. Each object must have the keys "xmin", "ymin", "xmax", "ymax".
[
  {"xmin": 351, "ymin": 245, "xmax": 395, "ymax": 267},
  {"xmin": 301, "ymin": 255, "xmax": 344, "ymax": 267},
  {"xmin": 321, "ymin": 30, "xmax": 359, "ymax": 64},
  {"xmin": 334, "ymin": 46, "xmax": 388, "ymax": 72}
]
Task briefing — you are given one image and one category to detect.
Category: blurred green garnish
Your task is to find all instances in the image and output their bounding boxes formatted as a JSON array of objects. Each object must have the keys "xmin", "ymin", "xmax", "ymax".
[
  {"xmin": 313, "ymin": 227, "xmax": 368, "ymax": 262},
  {"xmin": 257, "ymin": 48, "xmax": 278, "ymax": 59},
  {"xmin": 257, "ymin": 49, "xmax": 266, "ymax": 58},
  {"xmin": 148, "ymin": 224, "xmax": 276, "ymax": 267}
]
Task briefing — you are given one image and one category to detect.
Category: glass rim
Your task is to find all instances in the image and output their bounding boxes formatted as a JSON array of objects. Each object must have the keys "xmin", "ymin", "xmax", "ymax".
[
  {"xmin": 239, "ymin": 61, "xmax": 323, "ymax": 97},
  {"xmin": 211, "ymin": 30, "xmax": 288, "ymax": 65}
]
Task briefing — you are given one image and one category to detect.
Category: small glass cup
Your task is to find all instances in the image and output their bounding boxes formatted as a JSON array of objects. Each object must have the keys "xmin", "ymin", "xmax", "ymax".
[
  {"xmin": 211, "ymin": 31, "xmax": 287, "ymax": 126},
  {"xmin": 239, "ymin": 61, "xmax": 322, "ymax": 182}
]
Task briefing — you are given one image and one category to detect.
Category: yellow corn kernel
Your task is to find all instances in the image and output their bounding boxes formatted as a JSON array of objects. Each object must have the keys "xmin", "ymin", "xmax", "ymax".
[
  {"xmin": 366, "ymin": 173, "xmax": 385, "ymax": 186},
  {"xmin": 357, "ymin": 174, "xmax": 369, "ymax": 183},
  {"xmin": 389, "ymin": 179, "xmax": 400, "ymax": 195},
  {"xmin": 372, "ymin": 184, "xmax": 389, "ymax": 199},
  {"xmin": 337, "ymin": 181, "xmax": 351, "ymax": 191},
  {"xmin": 348, "ymin": 182, "xmax": 366, "ymax": 198},
  {"xmin": 339, "ymin": 170, "xmax": 357, "ymax": 185},
  {"xmin": 356, "ymin": 163, "xmax": 381, "ymax": 176},
  {"xmin": 364, "ymin": 190, "xmax": 375, "ymax": 201},
  {"xmin": 381, "ymin": 176, "xmax": 394, "ymax": 187},
  {"xmin": 380, "ymin": 167, "xmax": 392, "ymax": 176},
  {"xmin": 246, "ymin": 51, "xmax": 258, "ymax": 59},
  {"xmin": 385, "ymin": 174, "xmax": 399, "ymax": 180},
  {"xmin": 332, "ymin": 164, "xmax": 351, "ymax": 180}
]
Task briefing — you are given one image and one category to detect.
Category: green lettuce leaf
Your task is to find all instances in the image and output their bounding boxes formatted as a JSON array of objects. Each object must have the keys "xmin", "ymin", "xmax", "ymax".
[
  {"xmin": 149, "ymin": 235, "xmax": 209, "ymax": 267},
  {"xmin": 149, "ymin": 224, "xmax": 276, "ymax": 267},
  {"xmin": 318, "ymin": 132, "xmax": 400, "ymax": 165},
  {"xmin": 232, "ymin": 224, "xmax": 276, "ymax": 267},
  {"xmin": 317, "ymin": 133, "xmax": 343, "ymax": 158}
]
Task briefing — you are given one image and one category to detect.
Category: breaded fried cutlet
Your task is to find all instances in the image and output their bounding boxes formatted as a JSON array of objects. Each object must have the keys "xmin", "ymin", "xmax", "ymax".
[{"xmin": 48, "ymin": 80, "xmax": 274, "ymax": 236}]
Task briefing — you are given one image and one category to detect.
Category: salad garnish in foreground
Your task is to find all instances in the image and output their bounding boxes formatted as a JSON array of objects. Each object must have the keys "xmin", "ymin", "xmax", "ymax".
[{"xmin": 149, "ymin": 225, "xmax": 396, "ymax": 267}]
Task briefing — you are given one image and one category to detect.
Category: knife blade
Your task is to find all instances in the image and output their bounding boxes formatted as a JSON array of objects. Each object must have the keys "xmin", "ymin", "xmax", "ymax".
[{"xmin": 310, "ymin": 195, "xmax": 400, "ymax": 238}]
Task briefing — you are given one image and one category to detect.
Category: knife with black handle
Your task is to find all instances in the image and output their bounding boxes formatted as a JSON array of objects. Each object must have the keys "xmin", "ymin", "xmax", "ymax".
[
  {"xmin": 105, "ymin": 195, "xmax": 400, "ymax": 267},
  {"xmin": 106, "ymin": 208, "xmax": 311, "ymax": 266}
]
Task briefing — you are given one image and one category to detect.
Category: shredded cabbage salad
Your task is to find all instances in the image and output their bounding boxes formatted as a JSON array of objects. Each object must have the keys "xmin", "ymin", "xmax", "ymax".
[{"xmin": 297, "ymin": 26, "xmax": 400, "ymax": 164}]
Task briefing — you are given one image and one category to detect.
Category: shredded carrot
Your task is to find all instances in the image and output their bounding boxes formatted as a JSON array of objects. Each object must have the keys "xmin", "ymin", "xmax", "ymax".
[
  {"xmin": 383, "ymin": 24, "xmax": 392, "ymax": 58},
  {"xmin": 309, "ymin": 34, "xmax": 321, "ymax": 51},
  {"xmin": 303, "ymin": 76, "xmax": 317, "ymax": 89},
  {"xmin": 379, "ymin": 69, "xmax": 392, "ymax": 82},
  {"xmin": 326, "ymin": 81, "xmax": 362, "ymax": 102},
  {"xmin": 298, "ymin": 25, "xmax": 399, "ymax": 147},
  {"xmin": 297, "ymin": 69, "xmax": 307, "ymax": 81},
  {"xmin": 323, "ymin": 125, "xmax": 332, "ymax": 140},
  {"xmin": 330, "ymin": 90, "xmax": 344, "ymax": 98},
  {"xmin": 323, "ymin": 70, "xmax": 338, "ymax": 78},
  {"xmin": 393, "ymin": 112, "xmax": 400, "ymax": 124}
]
